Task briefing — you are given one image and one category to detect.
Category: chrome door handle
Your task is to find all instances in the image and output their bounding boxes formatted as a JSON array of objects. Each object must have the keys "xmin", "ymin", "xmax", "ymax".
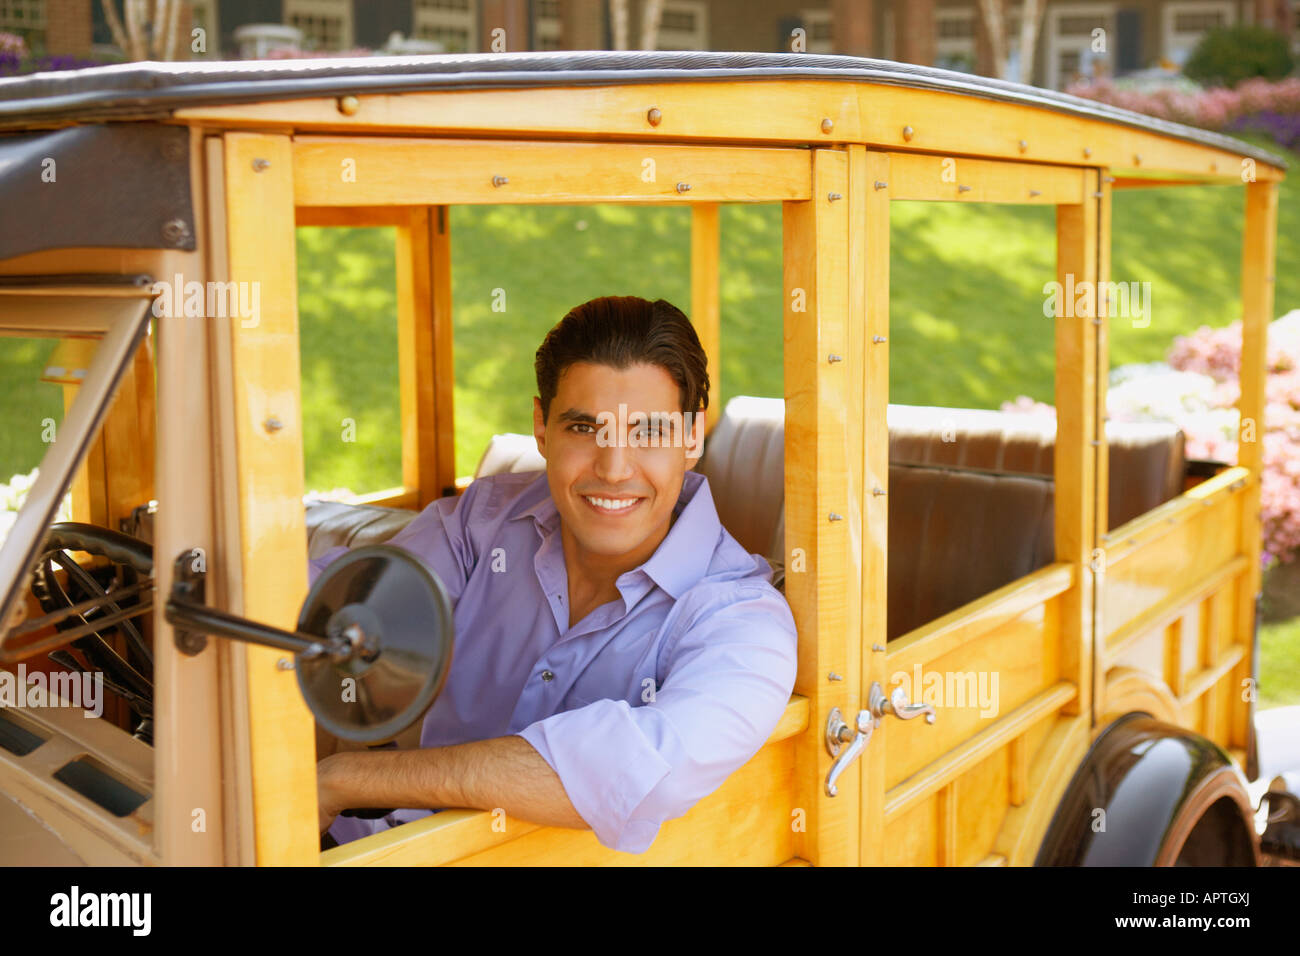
[
  {"xmin": 870, "ymin": 681, "xmax": 937, "ymax": 723},
  {"xmin": 824, "ymin": 706, "xmax": 875, "ymax": 797}
]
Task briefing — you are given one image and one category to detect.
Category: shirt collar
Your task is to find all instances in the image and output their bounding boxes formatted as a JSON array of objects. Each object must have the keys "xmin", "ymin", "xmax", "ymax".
[{"xmin": 511, "ymin": 469, "xmax": 720, "ymax": 601}]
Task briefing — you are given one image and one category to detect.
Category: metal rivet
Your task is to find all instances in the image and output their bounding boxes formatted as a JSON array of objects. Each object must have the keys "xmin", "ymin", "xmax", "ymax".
[
  {"xmin": 872, "ymin": 487, "xmax": 887, "ymax": 496},
  {"xmin": 872, "ymin": 644, "xmax": 885, "ymax": 653},
  {"xmin": 263, "ymin": 416, "xmax": 284, "ymax": 433},
  {"xmin": 828, "ymin": 672, "xmax": 843, "ymax": 681},
  {"xmin": 872, "ymin": 335, "xmax": 887, "ymax": 343},
  {"xmin": 828, "ymin": 192, "xmax": 842, "ymax": 202},
  {"xmin": 541, "ymin": 669, "xmax": 555, "ymax": 682},
  {"xmin": 252, "ymin": 158, "xmax": 270, "ymax": 171},
  {"xmin": 902, "ymin": 125, "xmax": 915, "ymax": 141},
  {"xmin": 873, "ymin": 180, "xmax": 887, "ymax": 190},
  {"xmin": 828, "ymin": 353, "xmax": 842, "ymax": 363},
  {"xmin": 647, "ymin": 107, "xmax": 662, "ymax": 126},
  {"xmin": 821, "ymin": 118, "xmax": 834, "ymax": 133},
  {"xmin": 957, "ymin": 184, "xmax": 971, "ymax": 193},
  {"xmin": 161, "ymin": 219, "xmax": 190, "ymax": 244},
  {"xmin": 276, "ymin": 658, "xmax": 294, "ymax": 671},
  {"xmin": 492, "ymin": 174, "xmax": 508, "ymax": 187},
  {"xmin": 676, "ymin": 182, "xmax": 691, "ymax": 193},
  {"xmin": 1083, "ymin": 147, "xmax": 1092, "ymax": 157},
  {"xmin": 337, "ymin": 95, "xmax": 360, "ymax": 116},
  {"xmin": 828, "ymin": 512, "xmax": 843, "ymax": 521},
  {"xmin": 1029, "ymin": 189, "xmax": 1042, "ymax": 197},
  {"xmin": 1018, "ymin": 139, "xmax": 1028, "ymax": 152},
  {"xmin": 1133, "ymin": 153, "xmax": 1142, "ymax": 165}
]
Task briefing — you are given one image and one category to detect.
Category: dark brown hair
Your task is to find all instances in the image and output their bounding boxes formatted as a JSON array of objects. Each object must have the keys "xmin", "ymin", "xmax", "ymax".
[{"xmin": 534, "ymin": 296, "xmax": 710, "ymax": 421}]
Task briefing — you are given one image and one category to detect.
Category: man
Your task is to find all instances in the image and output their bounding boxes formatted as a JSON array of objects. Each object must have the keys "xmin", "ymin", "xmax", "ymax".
[{"xmin": 314, "ymin": 295, "xmax": 797, "ymax": 854}]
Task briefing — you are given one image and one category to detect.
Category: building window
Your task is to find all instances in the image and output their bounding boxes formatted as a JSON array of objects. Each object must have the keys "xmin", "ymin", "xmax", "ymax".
[
  {"xmin": 284, "ymin": 0, "xmax": 352, "ymax": 52},
  {"xmin": 934, "ymin": 6, "xmax": 975, "ymax": 71},
  {"xmin": 1046, "ymin": 2, "xmax": 1115, "ymax": 89},
  {"xmin": 534, "ymin": 0, "xmax": 560, "ymax": 50},
  {"xmin": 1163, "ymin": 1, "xmax": 1235, "ymax": 67},
  {"xmin": 414, "ymin": 0, "xmax": 477, "ymax": 53},
  {"xmin": 801, "ymin": 9, "xmax": 832, "ymax": 53},
  {"xmin": 0, "ymin": 0, "xmax": 45, "ymax": 49},
  {"xmin": 654, "ymin": 0, "xmax": 708, "ymax": 50}
]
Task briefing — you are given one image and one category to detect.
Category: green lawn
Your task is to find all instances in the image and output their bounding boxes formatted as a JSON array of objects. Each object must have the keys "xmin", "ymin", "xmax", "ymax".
[{"xmin": 3, "ymin": 140, "xmax": 1297, "ymax": 703}]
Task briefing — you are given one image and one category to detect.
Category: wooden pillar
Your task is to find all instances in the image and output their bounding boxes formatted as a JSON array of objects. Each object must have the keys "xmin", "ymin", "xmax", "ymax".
[
  {"xmin": 222, "ymin": 131, "xmax": 319, "ymax": 865},
  {"xmin": 783, "ymin": 148, "xmax": 862, "ymax": 866},
  {"xmin": 690, "ymin": 203, "xmax": 721, "ymax": 431},
  {"xmin": 1054, "ymin": 170, "xmax": 1101, "ymax": 721},
  {"xmin": 832, "ymin": 0, "xmax": 875, "ymax": 55},
  {"xmin": 1233, "ymin": 179, "xmax": 1278, "ymax": 755},
  {"xmin": 896, "ymin": 0, "xmax": 935, "ymax": 66},
  {"xmin": 397, "ymin": 207, "xmax": 456, "ymax": 503},
  {"xmin": 857, "ymin": 146, "xmax": 889, "ymax": 867}
]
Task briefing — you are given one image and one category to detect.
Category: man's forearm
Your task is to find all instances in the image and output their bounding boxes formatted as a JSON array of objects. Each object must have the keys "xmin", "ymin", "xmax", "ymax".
[{"xmin": 318, "ymin": 734, "xmax": 589, "ymax": 831}]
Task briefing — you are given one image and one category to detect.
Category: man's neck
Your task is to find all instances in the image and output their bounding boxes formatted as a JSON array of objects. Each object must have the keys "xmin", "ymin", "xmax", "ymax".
[{"xmin": 558, "ymin": 511, "xmax": 675, "ymax": 626}]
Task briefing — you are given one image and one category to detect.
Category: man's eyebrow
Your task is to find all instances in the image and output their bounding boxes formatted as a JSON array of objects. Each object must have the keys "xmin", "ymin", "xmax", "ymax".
[{"xmin": 556, "ymin": 408, "xmax": 599, "ymax": 424}]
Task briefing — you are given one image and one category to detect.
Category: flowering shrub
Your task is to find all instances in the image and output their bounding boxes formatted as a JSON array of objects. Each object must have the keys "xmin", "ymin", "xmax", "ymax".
[
  {"xmin": 1067, "ymin": 76, "xmax": 1300, "ymax": 150},
  {"xmin": 1003, "ymin": 311, "xmax": 1300, "ymax": 567},
  {"xmin": 0, "ymin": 32, "xmax": 109, "ymax": 76},
  {"xmin": 0, "ymin": 469, "xmax": 73, "ymax": 548}
]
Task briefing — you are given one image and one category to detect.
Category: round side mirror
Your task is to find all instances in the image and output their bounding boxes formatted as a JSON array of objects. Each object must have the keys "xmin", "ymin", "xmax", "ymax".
[{"xmin": 297, "ymin": 545, "xmax": 453, "ymax": 744}]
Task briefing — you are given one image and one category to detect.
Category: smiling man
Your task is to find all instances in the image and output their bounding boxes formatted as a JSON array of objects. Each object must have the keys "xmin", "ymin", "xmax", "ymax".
[{"xmin": 313, "ymin": 295, "xmax": 797, "ymax": 855}]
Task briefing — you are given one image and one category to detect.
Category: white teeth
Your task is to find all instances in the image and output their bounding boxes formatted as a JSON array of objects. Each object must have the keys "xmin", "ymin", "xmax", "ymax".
[{"xmin": 584, "ymin": 495, "xmax": 638, "ymax": 512}]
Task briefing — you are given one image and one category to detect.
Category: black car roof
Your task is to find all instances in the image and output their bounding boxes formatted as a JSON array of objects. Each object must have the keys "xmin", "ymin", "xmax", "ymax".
[{"xmin": 0, "ymin": 50, "xmax": 1287, "ymax": 167}]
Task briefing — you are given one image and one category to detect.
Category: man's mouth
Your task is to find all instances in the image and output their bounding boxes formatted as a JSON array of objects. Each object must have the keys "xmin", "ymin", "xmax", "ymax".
[{"xmin": 581, "ymin": 494, "xmax": 643, "ymax": 515}]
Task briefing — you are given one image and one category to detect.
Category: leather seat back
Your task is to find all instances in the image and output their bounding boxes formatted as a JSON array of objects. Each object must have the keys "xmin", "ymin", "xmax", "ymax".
[
  {"xmin": 695, "ymin": 396, "xmax": 786, "ymax": 563},
  {"xmin": 305, "ymin": 500, "xmax": 418, "ymax": 560},
  {"xmin": 887, "ymin": 463, "xmax": 1055, "ymax": 640},
  {"xmin": 887, "ymin": 404, "xmax": 1184, "ymax": 530}
]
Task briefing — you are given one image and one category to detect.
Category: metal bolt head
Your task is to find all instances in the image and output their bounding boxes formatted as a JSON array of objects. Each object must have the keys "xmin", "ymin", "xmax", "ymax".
[
  {"xmin": 252, "ymin": 158, "xmax": 270, "ymax": 172},
  {"xmin": 263, "ymin": 416, "xmax": 284, "ymax": 433},
  {"xmin": 1018, "ymin": 139, "xmax": 1029, "ymax": 152},
  {"xmin": 828, "ymin": 192, "xmax": 842, "ymax": 202},
  {"xmin": 161, "ymin": 218, "xmax": 191, "ymax": 245},
  {"xmin": 821, "ymin": 118, "xmax": 834, "ymax": 134},
  {"xmin": 337, "ymin": 95, "xmax": 360, "ymax": 116},
  {"xmin": 492, "ymin": 174, "xmax": 509, "ymax": 187},
  {"xmin": 676, "ymin": 181, "xmax": 691, "ymax": 193},
  {"xmin": 902, "ymin": 125, "xmax": 915, "ymax": 141},
  {"xmin": 1133, "ymin": 153, "xmax": 1142, "ymax": 165},
  {"xmin": 647, "ymin": 107, "xmax": 662, "ymax": 127},
  {"xmin": 1083, "ymin": 147, "xmax": 1092, "ymax": 157}
]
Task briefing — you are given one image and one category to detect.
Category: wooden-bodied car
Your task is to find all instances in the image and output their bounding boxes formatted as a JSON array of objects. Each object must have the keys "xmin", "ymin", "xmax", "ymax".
[{"xmin": 0, "ymin": 51, "xmax": 1286, "ymax": 866}]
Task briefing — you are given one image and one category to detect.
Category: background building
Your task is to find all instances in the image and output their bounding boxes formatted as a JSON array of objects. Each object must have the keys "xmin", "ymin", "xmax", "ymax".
[{"xmin": 3, "ymin": 0, "xmax": 1298, "ymax": 89}]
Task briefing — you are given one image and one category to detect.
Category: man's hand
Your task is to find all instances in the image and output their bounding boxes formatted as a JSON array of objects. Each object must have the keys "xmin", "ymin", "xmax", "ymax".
[{"xmin": 312, "ymin": 736, "xmax": 589, "ymax": 838}]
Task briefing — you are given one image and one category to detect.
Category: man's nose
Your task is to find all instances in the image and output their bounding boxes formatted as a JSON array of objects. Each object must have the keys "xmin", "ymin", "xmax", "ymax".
[{"xmin": 593, "ymin": 433, "xmax": 635, "ymax": 483}]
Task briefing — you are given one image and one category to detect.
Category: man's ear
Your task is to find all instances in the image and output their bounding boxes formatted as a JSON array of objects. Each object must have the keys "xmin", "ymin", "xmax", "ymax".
[
  {"xmin": 533, "ymin": 397, "xmax": 547, "ymax": 458},
  {"xmin": 684, "ymin": 408, "xmax": 706, "ymax": 470}
]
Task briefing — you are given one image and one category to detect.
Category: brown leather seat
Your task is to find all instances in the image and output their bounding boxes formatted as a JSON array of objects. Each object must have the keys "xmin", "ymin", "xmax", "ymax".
[
  {"xmin": 886, "ymin": 404, "xmax": 1184, "ymax": 530},
  {"xmin": 886, "ymin": 463, "xmax": 1055, "ymax": 640},
  {"xmin": 304, "ymin": 500, "xmax": 418, "ymax": 560}
]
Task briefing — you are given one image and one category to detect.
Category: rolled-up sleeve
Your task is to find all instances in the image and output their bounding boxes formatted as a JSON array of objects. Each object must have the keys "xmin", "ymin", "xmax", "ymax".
[{"xmin": 516, "ymin": 584, "xmax": 797, "ymax": 853}]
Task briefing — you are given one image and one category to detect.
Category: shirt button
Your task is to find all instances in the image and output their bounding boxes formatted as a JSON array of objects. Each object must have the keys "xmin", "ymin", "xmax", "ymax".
[{"xmin": 541, "ymin": 670, "xmax": 555, "ymax": 682}]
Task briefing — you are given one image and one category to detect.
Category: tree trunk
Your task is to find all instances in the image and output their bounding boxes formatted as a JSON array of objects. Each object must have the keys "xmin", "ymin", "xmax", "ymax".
[
  {"xmin": 1017, "ymin": 0, "xmax": 1046, "ymax": 84},
  {"xmin": 610, "ymin": 0, "xmax": 629, "ymax": 51},
  {"xmin": 977, "ymin": 0, "xmax": 1007, "ymax": 80},
  {"xmin": 641, "ymin": 0, "xmax": 665, "ymax": 51}
]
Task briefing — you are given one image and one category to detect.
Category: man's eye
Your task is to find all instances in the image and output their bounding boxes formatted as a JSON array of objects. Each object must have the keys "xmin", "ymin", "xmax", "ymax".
[{"xmin": 568, "ymin": 423, "xmax": 595, "ymax": 435}]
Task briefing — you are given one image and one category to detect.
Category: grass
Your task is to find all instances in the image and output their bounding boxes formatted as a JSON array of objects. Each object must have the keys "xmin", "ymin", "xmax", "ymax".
[{"xmin": 2, "ymin": 141, "xmax": 1297, "ymax": 702}]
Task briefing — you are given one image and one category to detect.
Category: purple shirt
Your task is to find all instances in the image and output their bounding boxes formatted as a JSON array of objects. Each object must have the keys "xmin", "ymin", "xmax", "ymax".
[{"xmin": 313, "ymin": 469, "xmax": 797, "ymax": 854}]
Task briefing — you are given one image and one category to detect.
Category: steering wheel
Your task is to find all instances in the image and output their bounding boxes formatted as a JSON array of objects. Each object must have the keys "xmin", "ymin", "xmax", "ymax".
[{"xmin": 24, "ymin": 522, "xmax": 155, "ymax": 744}]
